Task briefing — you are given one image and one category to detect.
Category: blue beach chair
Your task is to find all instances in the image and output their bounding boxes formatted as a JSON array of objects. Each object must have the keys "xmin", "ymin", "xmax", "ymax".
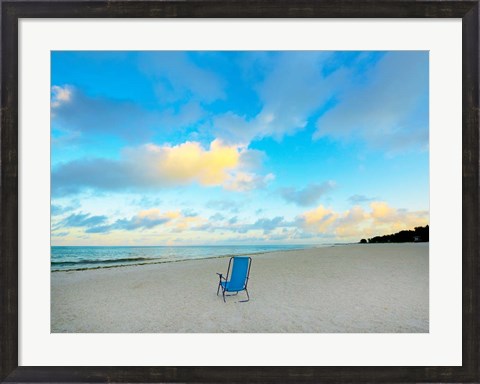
[{"xmin": 216, "ymin": 256, "xmax": 252, "ymax": 303}]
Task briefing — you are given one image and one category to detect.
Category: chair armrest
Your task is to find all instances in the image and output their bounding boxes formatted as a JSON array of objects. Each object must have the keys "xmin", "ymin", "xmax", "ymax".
[{"xmin": 216, "ymin": 273, "xmax": 225, "ymax": 280}]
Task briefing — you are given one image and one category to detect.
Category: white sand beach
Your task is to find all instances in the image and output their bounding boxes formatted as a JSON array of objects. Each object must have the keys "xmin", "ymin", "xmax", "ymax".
[{"xmin": 51, "ymin": 243, "xmax": 428, "ymax": 333}]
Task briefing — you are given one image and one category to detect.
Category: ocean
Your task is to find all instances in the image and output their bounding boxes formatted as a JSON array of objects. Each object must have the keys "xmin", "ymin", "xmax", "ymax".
[{"xmin": 51, "ymin": 244, "xmax": 315, "ymax": 272}]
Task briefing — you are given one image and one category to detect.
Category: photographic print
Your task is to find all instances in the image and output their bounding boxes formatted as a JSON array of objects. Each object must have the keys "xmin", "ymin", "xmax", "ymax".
[{"xmin": 50, "ymin": 51, "xmax": 429, "ymax": 333}]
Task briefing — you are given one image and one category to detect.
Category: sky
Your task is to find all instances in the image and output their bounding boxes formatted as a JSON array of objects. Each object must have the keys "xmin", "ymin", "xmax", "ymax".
[{"xmin": 51, "ymin": 51, "xmax": 429, "ymax": 246}]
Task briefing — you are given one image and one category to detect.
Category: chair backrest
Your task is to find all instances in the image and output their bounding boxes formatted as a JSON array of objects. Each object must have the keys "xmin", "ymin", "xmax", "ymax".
[{"xmin": 227, "ymin": 257, "xmax": 251, "ymax": 291}]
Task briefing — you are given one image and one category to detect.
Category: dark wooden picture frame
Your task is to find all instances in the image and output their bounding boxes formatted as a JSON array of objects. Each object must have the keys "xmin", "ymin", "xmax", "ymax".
[{"xmin": 1, "ymin": 1, "xmax": 478, "ymax": 382}]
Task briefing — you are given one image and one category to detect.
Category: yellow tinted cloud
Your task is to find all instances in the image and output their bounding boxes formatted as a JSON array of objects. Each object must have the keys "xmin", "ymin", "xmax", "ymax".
[
  {"xmin": 137, "ymin": 209, "xmax": 166, "ymax": 219},
  {"xmin": 335, "ymin": 206, "xmax": 370, "ymax": 238},
  {"xmin": 164, "ymin": 211, "xmax": 181, "ymax": 220},
  {"xmin": 52, "ymin": 139, "xmax": 274, "ymax": 194},
  {"xmin": 125, "ymin": 140, "xmax": 272, "ymax": 191},
  {"xmin": 134, "ymin": 209, "xmax": 203, "ymax": 233},
  {"xmin": 155, "ymin": 139, "xmax": 239, "ymax": 185},
  {"xmin": 303, "ymin": 206, "xmax": 338, "ymax": 232},
  {"xmin": 370, "ymin": 201, "xmax": 396, "ymax": 220},
  {"xmin": 302, "ymin": 201, "xmax": 428, "ymax": 240}
]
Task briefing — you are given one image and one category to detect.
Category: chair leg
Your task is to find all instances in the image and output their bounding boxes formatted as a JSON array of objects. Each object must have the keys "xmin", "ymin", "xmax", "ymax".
[
  {"xmin": 237, "ymin": 289, "xmax": 250, "ymax": 303},
  {"xmin": 217, "ymin": 282, "xmax": 221, "ymax": 296},
  {"xmin": 223, "ymin": 290, "xmax": 226, "ymax": 303}
]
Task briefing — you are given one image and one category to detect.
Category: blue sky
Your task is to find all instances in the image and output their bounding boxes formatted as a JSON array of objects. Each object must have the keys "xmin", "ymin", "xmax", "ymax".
[{"xmin": 51, "ymin": 51, "xmax": 429, "ymax": 246}]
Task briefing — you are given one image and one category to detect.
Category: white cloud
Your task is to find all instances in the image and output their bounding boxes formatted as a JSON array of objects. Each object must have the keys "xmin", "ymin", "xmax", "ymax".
[
  {"xmin": 51, "ymin": 85, "xmax": 73, "ymax": 108},
  {"xmin": 83, "ymin": 209, "xmax": 204, "ymax": 234},
  {"xmin": 314, "ymin": 51, "xmax": 429, "ymax": 153},
  {"xmin": 212, "ymin": 52, "xmax": 339, "ymax": 145},
  {"xmin": 280, "ymin": 181, "xmax": 336, "ymax": 206},
  {"xmin": 225, "ymin": 172, "xmax": 275, "ymax": 192},
  {"xmin": 348, "ymin": 194, "xmax": 378, "ymax": 204},
  {"xmin": 51, "ymin": 85, "xmax": 208, "ymax": 143},
  {"xmin": 51, "ymin": 85, "xmax": 156, "ymax": 142},
  {"xmin": 140, "ymin": 52, "xmax": 225, "ymax": 104}
]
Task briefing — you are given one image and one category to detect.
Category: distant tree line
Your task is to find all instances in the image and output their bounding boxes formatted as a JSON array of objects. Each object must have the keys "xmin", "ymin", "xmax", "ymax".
[{"xmin": 360, "ymin": 225, "xmax": 429, "ymax": 244}]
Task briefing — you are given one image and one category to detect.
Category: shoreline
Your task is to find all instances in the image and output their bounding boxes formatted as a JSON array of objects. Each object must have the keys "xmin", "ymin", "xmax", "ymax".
[
  {"xmin": 51, "ymin": 244, "xmax": 321, "ymax": 272},
  {"xmin": 50, "ymin": 242, "xmax": 427, "ymax": 272}
]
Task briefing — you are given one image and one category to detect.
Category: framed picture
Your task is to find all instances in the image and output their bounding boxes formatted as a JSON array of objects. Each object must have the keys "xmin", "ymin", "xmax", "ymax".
[{"xmin": 1, "ymin": 1, "xmax": 479, "ymax": 382}]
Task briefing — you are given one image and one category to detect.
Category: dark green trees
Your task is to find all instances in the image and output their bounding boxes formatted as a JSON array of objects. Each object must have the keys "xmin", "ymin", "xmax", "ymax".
[{"xmin": 364, "ymin": 225, "xmax": 429, "ymax": 243}]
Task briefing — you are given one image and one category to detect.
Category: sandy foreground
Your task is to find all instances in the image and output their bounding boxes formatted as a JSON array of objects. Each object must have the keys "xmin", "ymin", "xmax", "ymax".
[{"xmin": 51, "ymin": 243, "xmax": 428, "ymax": 333}]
